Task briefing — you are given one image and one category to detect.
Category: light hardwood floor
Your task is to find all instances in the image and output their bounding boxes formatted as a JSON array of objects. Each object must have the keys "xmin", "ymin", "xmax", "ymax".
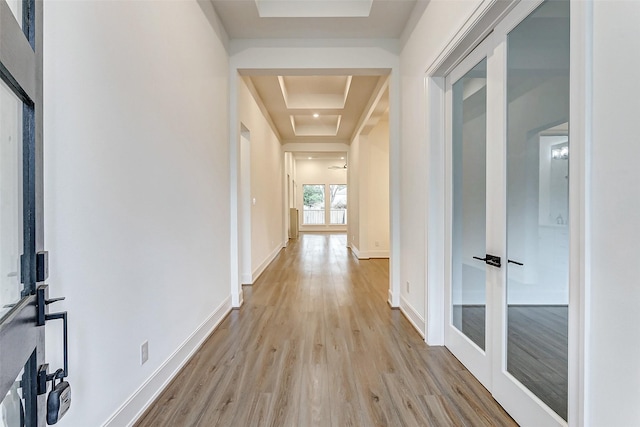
[{"xmin": 136, "ymin": 233, "xmax": 517, "ymax": 426}]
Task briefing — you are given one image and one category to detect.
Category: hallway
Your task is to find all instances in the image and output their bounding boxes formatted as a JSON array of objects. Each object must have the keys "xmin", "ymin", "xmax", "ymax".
[{"xmin": 136, "ymin": 233, "xmax": 516, "ymax": 426}]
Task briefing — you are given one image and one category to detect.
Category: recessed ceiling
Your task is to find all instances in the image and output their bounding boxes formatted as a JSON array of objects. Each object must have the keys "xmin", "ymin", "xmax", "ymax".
[
  {"xmin": 255, "ymin": 0, "xmax": 373, "ymax": 18},
  {"xmin": 246, "ymin": 74, "xmax": 387, "ymax": 143},
  {"xmin": 291, "ymin": 114, "xmax": 342, "ymax": 136},
  {"xmin": 209, "ymin": 0, "xmax": 427, "ymax": 39},
  {"xmin": 293, "ymin": 152, "xmax": 346, "ymax": 160},
  {"xmin": 279, "ymin": 76, "xmax": 351, "ymax": 109}
]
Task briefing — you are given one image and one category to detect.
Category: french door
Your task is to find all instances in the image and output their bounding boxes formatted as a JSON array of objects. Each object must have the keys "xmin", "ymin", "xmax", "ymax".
[
  {"xmin": 444, "ymin": 1, "xmax": 570, "ymax": 426},
  {"xmin": 0, "ymin": 0, "xmax": 46, "ymax": 425}
]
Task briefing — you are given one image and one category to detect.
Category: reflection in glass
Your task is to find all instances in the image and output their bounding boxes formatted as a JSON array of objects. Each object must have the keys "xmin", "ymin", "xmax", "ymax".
[
  {"xmin": 0, "ymin": 368, "xmax": 25, "ymax": 427},
  {"xmin": 452, "ymin": 59, "xmax": 487, "ymax": 350},
  {"xmin": 0, "ymin": 79, "xmax": 24, "ymax": 320},
  {"xmin": 506, "ymin": 0, "xmax": 569, "ymax": 420}
]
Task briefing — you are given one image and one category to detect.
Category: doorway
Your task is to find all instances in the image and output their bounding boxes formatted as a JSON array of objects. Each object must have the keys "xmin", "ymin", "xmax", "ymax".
[{"xmin": 443, "ymin": 1, "xmax": 570, "ymax": 425}]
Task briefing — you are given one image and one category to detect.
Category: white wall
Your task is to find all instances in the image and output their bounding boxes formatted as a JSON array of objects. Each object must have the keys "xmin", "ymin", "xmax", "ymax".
[
  {"xmin": 400, "ymin": 0, "xmax": 483, "ymax": 335},
  {"xmin": 43, "ymin": 1, "xmax": 230, "ymax": 425},
  {"xmin": 284, "ymin": 152, "xmax": 294, "ymax": 239},
  {"xmin": 295, "ymin": 158, "xmax": 347, "ymax": 232},
  {"xmin": 237, "ymin": 78, "xmax": 284, "ymax": 283},
  {"xmin": 587, "ymin": 2, "xmax": 640, "ymax": 424},
  {"xmin": 348, "ymin": 117, "xmax": 390, "ymax": 258},
  {"xmin": 239, "ymin": 128, "xmax": 252, "ymax": 284},
  {"xmin": 366, "ymin": 118, "xmax": 390, "ymax": 255},
  {"xmin": 348, "ymin": 136, "xmax": 361, "ymax": 249}
]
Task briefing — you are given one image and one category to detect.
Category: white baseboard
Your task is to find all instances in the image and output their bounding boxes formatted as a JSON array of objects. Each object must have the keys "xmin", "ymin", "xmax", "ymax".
[
  {"xmin": 298, "ymin": 226, "xmax": 347, "ymax": 232},
  {"xmin": 349, "ymin": 244, "xmax": 389, "ymax": 260},
  {"xmin": 400, "ymin": 295, "xmax": 426, "ymax": 338},
  {"xmin": 359, "ymin": 250, "xmax": 389, "ymax": 259},
  {"xmin": 251, "ymin": 244, "xmax": 282, "ymax": 283},
  {"xmin": 241, "ymin": 273, "xmax": 252, "ymax": 285},
  {"xmin": 350, "ymin": 244, "xmax": 362, "ymax": 259},
  {"xmin": 102, "ymin": 296, "xmax": 232, "ymax": 427}
]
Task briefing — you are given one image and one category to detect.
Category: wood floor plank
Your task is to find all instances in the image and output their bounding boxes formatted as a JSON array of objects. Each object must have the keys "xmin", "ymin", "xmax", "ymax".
[
  {"xmin": 381, "ymin": 372, "xmax": 432, "ymax": 426},
  {"xmin": 297, "ymin": 363, "xmax": 330, "ymax": 427},
  {"xmin": 135, "ymin": 233, "xmax": 517, "ymax": 427},
  {"xmin": 244, "ymin": 393, "xmax": 272, "ymax": 427},
  {"xmin": 420, "ymin": 394, "xmax": 460, "ymax": 427},
  {"xmin": 352, "ymin": 352, "xmax": 403, "ymax": 427}
]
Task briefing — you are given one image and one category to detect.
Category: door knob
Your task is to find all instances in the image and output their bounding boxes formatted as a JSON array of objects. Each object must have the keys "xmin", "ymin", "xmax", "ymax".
[{"xmin": 472, "ymin": 254, "xmax": 501, "ymax": 268}]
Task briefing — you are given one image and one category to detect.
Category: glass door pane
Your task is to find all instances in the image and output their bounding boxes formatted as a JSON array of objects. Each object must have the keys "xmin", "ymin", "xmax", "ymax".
[
  {"xmin": 452, "ymin": 59, "xmax": 487, "ymax": 350},
  {"xmin": 0, "ymin": 78, "xmax": 24, "ymax": 320},
  {"xmin": 0, "ymin": 367, "xmax": 25, "ymax": 427},
  {"xmin": 506, "ymin": 0, "xmax": 570, "ymax": 420}
]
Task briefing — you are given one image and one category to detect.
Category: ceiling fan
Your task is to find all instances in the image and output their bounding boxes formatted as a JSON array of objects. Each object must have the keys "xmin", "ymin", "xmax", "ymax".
[{"xmin": 328, "ymin": 164, "xmax": 347, "ymax": 170}]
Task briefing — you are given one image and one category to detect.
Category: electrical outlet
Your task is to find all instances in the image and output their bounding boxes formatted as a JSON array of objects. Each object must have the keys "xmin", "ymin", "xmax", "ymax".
[
  {"xmin": 375, "ymin": 241, "xmax": 380, "ymax": 247},
  {"xmin": 141, "ymin": 341, "xmax": 149, "ymax": 365},
  {"xmin": 406, "ymin": 281, "xmax": 410, "ymax": 293}
]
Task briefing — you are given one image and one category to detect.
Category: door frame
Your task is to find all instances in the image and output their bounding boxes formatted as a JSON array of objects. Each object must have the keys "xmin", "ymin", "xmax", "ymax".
[
  {"xmin": 424, "ymin": 0, "xmax": 591, "ymax": 425},
  {"xmin": 0, "ymin": 0, "xmax": 46, "ymax": 424}
]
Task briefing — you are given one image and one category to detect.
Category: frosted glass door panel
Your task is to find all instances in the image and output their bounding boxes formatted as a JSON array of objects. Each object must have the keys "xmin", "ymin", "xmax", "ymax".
[
  {"xmin": 451, "ymin": 59, "xmax": 487, "ymax": 351},
  {"xmin": 505, "ymin": 0, "xmax": 569, "ymax": 420},
  {"xmin": 0, "ymin": 79, "xmax": 24, "ymax": 320}
]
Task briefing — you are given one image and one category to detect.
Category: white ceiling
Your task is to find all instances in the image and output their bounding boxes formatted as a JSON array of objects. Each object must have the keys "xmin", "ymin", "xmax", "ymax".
[{"xmin": 209, "ymin": 0, "xmax": 427, "ymax": 39}]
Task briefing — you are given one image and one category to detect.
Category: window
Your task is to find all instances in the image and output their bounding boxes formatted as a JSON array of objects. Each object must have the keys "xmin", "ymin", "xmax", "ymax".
[
  {"xmin": 329, "ymin": 184, "xmax": 347, "ymax": 224},
  {"xmin": 302, "ymin": 184, "xmax": 347, "ymax": 225},
  {"xmin": 302, "ymin": 184, "xmax": 325, "ymax": 224}
]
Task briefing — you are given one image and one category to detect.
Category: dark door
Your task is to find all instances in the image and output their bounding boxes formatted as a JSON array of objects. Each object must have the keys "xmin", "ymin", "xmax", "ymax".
[{"xmin": 0, "ymin": 0, "xmax": 46, "ymax": 425}]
